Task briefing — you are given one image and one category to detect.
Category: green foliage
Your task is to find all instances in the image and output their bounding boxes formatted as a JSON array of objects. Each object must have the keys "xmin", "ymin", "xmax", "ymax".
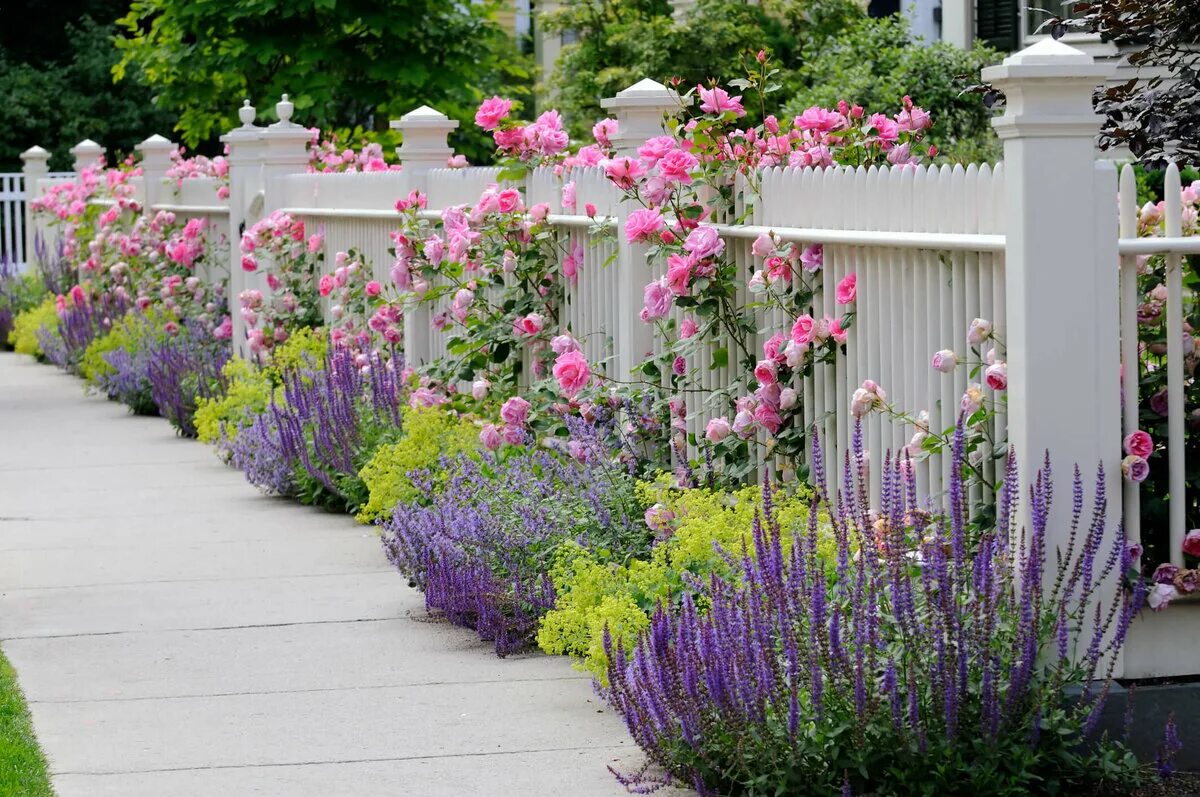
[
  {"xmin": 8, "ymin": 298, "xmax": 57, "ymax": 358},
  {"xmin": 0, "ymin": 15, "xmax": 175, "ymax": 171},
  {"xmin": 356, "ymin": 407, "xmax": 481, "ymax": 522},
  {"xmin": 544, "ymin": 0, "xmax": 862, "ymax": 135},
  {"xmin": 114, "ymin": 0, "xmax": 530, "ymax": 161},
  {"xmin": 194, "ymin": 357, "xmax": 274, "ymax": 446},
  {"xmin": 80, "ymin": 307, "xmax": 163, "ymax": 383},
  {"xmin": 264, "ymin": 326, "xmax": 328, "ymax": 382},
  {"xmin": 0, "ymin": 272, "xmax": 49, "ymax": 349},
  {"xmin": 537, "ymin": 480, "xmax": 830, "ymax": 678},
  {"xmin": 785, "ymin": 14, "xmax": 1003, "ymax": 162},
  {"xmin": 0, "ymin": 649, "xmax": 52, "ymax": 797}
]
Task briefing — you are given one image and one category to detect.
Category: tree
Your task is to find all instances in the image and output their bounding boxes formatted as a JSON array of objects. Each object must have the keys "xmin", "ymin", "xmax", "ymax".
[
  {"xmin": 114, "ymin": 0, "xmax": 530, "ymax": 160},
  {"xmin": 542, "ymin": 0, "xmax": 862, "ymax": 136},
  {"xmin": 1052, "ymin": 0, "xmax": 1200, "ymax": 165},
  {"xmin": 0, "ymin": 15, "xmax": 175, "ymax": 171}
]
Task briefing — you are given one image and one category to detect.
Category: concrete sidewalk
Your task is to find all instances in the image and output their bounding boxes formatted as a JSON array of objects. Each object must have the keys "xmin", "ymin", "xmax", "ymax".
[{"xmin": 0, "ymin": 352, "xmax": 651, "ymax": 796}]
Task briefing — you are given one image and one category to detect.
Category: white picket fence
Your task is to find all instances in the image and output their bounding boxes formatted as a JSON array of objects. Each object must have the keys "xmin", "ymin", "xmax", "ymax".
[
  {"xmin": 19, "ymin": 38, "xmax": 1200, "ymax": 680},
  {"xmin": 1, "ymin": 170, "xmax": 77, "ymax": 269}
]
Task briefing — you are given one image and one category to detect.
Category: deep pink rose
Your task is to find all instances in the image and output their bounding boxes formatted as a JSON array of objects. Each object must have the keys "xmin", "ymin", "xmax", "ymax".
[
  {"xmin": 475, "ymin": 96, "xmax": 513, "ymax": 131},
  {"xmin": 985, "ymin": 361, "xmax": 1007, "ymax": 391},
  {"xmin": 665, "ymin": 253, "xmax": 693, "ymax": 296},
  {"xmin": 1183, "ymin": 529, "xmax": 1200, "ymax": 558},
  {"xmin": 791, "ymin": 314, "xmax": 816, "ymax": 345},
  {"xmin": 657, "ymin": 148, "xmax": 699, "ymax": 184},
  {"xmin": 836, "ymin": 272, "xmax": 857, "ymax": 305},
  {"xmin": 553, "ymin": 349, "xmax": 591, "ymax": 398},
  {"xmin": 365, "ymin": 280, "xmax": 382, "ymax": 298},
  {"xmin": 754, "ymin": 359, "xmax": 778, "ymax": 386},
  {"xmin": 318, "ymin": 274, "xmax": 335, "ymax": 297},
  {"xmin": 1124, "ymin": 430, "xmax": 1154, "ymax": 458}
]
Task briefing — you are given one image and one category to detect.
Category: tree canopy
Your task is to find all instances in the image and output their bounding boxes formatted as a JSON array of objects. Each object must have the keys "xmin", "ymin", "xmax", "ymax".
[{"xmin": 114, "ymin": 0, "xmax": 530, "ymax": 159}]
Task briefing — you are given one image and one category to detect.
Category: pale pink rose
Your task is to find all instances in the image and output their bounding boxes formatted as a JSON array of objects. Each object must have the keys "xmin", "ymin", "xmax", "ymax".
[
  {"xmin": 679, "ymin": 317, "xmax": 699, "ymax": 339},
  {"xmin": 644, "ymin": 503, "xmax": 676, "ymax": 535},
  {"xmin": 791, "ymin": 314, "xmax": 816, "ymax": 345},
  {"xmin": 318, "ymin": 274, "xmax": 335, "ymax": 297},
  {"xmin": 748, "ymin": 270, "xmax": 767, "ymax": 294},
  {"xmin": 625, "ymin": 208, "xmax": 665, "ymax": 243},
  {"xmin": 732, "ymin": 409, "xmax": 756, "ymax": 438},
  {"xmin": 1121, "ymin": 455, "xmax": 1150, "ymax": 483},
  {"xmin": 551, "ymin": 334, "xmax": 580, "ymax": 355},
  {"xmin": 1148, "ymin": 582, "xmax": 1180, "ymax": 611},
  {"xmin": 480, "ymin": 424, "xmax": 503, "ymax": 450},
  {"xmin": 985, "ymin": 361, "xmax": 1007, "ymax": 391},
  {"xmin": 475, "ymin": 96, "xmax": 513, "ymax": 131},
  {"xmin": 967, "ymin": 318, "xmax": 992, "ymax": 346},
  {"xmin": 754, "ymin": 359, "xmax": 778, "ymax": 386},
  {"xmin": 500, "ymin": 396, "xmax": 532, "ymax": 427},
  {"xmin": 682, "ymin": 226, "xmax": 724, "ymax": 260},
  {"xmin": 642, "ymin": 278, "xmax": 672, "ymax": 321},
  {"xmin": 423, "ymin": 235, "xmax": 445, "ymax": 265},
  {"xmin": 932, "ymin": 350, "xmax": 957, "ymax": 373},
  {"xmin": 501, "ymin": 424, "xmax": 526, "ymax": 446},
  {"xmin": 1183, "ymin": 529, "xmax": 1200, "ymax": 558},
  {"xmin": 553, "ymin": 349, "xmax": 591, "ymax": 398},
  {"xmin": 561, "ymin": 181, "xmax": 577, "ymax": 211},
  {"xmin": 784, "ymin": 340, "xmax": 807, "ymax": 368},
  {"xmin": 705, "ymin": 417, "xmax": 731, "ymax": 442},
  {"xmin": 960, "ymin": 383, "xmax": 984, "ymax": 415},
  {"xmin": 799, "ymin": 243, "xmax": 823, "ymax": 272},
  {"xmin": 592, "ymin": 118, "xmax": 618, "ymax": 148},
  {"xmin": 1124, "ymin": 430, "xmax": 1154, "ymax": 458},
  {"xmin": 471, "ymin": 379, "xmax": 490, "ymax": 400},
  {"xmin": 835, "ymin": 272, "xmax": 857, "ymax": 305},
  {"xmin": 530, "ymin": 202, "xmax": 551, "ymax": 223},
  {"xmin": 780, "ymin": 387, "xmax": 798, "ymax": 411},
  {"xmin": 751, "ymin": 233, "xmax": 775, "ymax": 259}
]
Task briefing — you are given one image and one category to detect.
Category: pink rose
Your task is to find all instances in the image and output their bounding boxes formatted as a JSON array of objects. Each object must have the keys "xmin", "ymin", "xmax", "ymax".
[
  {"xmin": 365, "ymin": 280, "xmax": 382, "ymax": 298},
  {"xmin": 642, "ymin": 278, "xmax": 672, "ymax": 322},
  {"xmin": 318, "ymin": 274, "xmax": 335, "ymax": 297},
  {"xmin": 751, "ymin": 233, "xmax": 775, "ymax": 259},
  {"xmin": 682, "ymin": 226, "xmax": 724, "ymax": 260},
  {"xmin": 679, "ymin": 317, "xmax": 699, "ymax": 339},
  {"xmin": 1148, "ymin": 582, "xmax": 1180, "ymax": 611},
  {"xmin": 424, "ymin": 235, "xmax": 445, "ymax": 266},
  {"xmin": 763, "ymin": 332, "xmax": 786, "ymax": 362},
  {"xmin": 603, "ymin": 157, "xmax": 646, "ymax": 190},
  {"xmin": 561, "ymin": 181, "xmax": 576, "ymax": 211},
  {"xmin": 931, "ymin": 350, "xmax": 957, "ymax": 373},
  {"xmin": 625, "ymin": 208, "xmax": 665, "ymax": 243},
  {"xmin": 984, "ymin": 361, "xmax": 1007, "ymax": 391},
  {"xmin": 799, "ymin": 243, "xmax": 823, "ymax": 272},
  {"xmin": 1121, "ymin": 455, "xmax": 1149, "ymax": 483},
  {"xmin": 1183, "ymin": 529, "xmax": 1200, "ymax": 558},
  {"xmin": 592, "ymin": 118, "xmax": 618, "ymax": 148},
  {"xmin": 500, "ymin": 396, "xmax": 532, "ymax": 427},
  {"xmin": 967, "ymin": 318, "xmax": 992, "ymax": 346},
  {"xmin": 657, "ymin": 148, "xmax": 699, "ymax": 184},
  {"xmin": 1124, "ymin": 430, "xmax": 1154, "ymax": 458},
  {"xmin": 754, "ymin": 359, "xmax": 778, "ymax": 386},
  {"xmin": 665, "ymin": 253, "xmax": 693, "ymax": 296},
  {"xmin": 241, "ymin": 255, "xmax": 257, "ymax": 272},
  {"xmin": 705, "ymin": 417, "xmax": 731, "ymax": 442},
  {"xmin": 497, "ymin": 188, "xmax": 523, "ymax": 213},
  {"xmin": 791, "ymin": 314, "xmax": 816, "ymax": 345},
  {"xmin": 960, "ymin": 383, "xmax": 984, "ymax": 415},
  {"xmin": 553, "ymin": 349, "xmax": 591, "ymax": 398},
  {"xmin": 513, "ymin": 312, "xmax": 545, "ymax": 337},
  {"xmin": 530, "ymin": 202, "xmax": 550, "ymax": 223},
  {"xmin": 475, "ymin": 96, "xmax": 513, "ymax": 131},
  {"xmin": 697, "ymin": 85, "xmax": 745, "ymax": 117},
  {"xmin": 835, "ymin": 272, "xmax": 857, "ymax": 305},
  {"xmin": 472, "ymin": 378, "xmax": 490, "ymax": 400},
  {"xmin": 480, "ymin": 424, "xmax": 502, "ymax": 451},
  {"xmin": 501, "ymin": 424, "xmax": 527, "ymax": 446},
  {"xmin": 780, "ymin": 387, "xmax": 798, "ymax": 411},
  {"xmin": 829, "ymin": 317, "xmax": 849, "ymax": 345}
]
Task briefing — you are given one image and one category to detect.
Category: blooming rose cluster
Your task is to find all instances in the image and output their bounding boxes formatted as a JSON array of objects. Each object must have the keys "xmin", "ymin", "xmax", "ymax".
[
  {"xmin": 165, "ymin": 147, "xmax": 231, "ymax": 199},
  {"xmin": 238, "ymin": 211, "xmax": 325, "ymax": 352},
  {"xmin": 475, "ymin": 96, "xmax": 570, "ymax": 162},
  {"xmin": 307, "ymin": 130, "xmax": 400, "ymax": 174}
]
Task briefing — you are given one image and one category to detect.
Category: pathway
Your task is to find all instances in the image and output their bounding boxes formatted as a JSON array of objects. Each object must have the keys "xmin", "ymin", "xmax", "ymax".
[{"xmin": 0, "ymin": 352, "xmax": 651, "ymax": 796}]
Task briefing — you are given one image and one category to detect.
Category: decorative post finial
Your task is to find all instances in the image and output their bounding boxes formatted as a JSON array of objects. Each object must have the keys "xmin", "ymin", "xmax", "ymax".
[
  {"xmin": 238, "ymin": 100, "xmax": 257, "ymax": 127},
  {"xmin": 69, "ymin": 138, "xmax": 106, "ymax": 173},
  {"xmin": 390, "ymin": 105, "xmax": 459, "ymax": 170}
]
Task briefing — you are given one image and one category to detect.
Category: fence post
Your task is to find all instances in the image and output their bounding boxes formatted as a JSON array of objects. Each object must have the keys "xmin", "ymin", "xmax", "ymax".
[
  {"xmin": 601, "ymin": 79, "xmax": 684, "ymax": 376},
  {"xmin": 135, "ymin": 134, "xmax": 176, "ymax": 214},
  {"xmin": 220, "ymin": 100, "xmax": 266, "ymax": 355},
  {"xmin": 983, "ymin": 39, "xmax": 1121, "ymax": 660},
  {"xmin": 69, "ymin": 139, "xmax": 105, "ymax": 174},
  {"xmin": 19, "ymin": 146, "xmax": 50, "ymax": 270},
  {"xmin": 391, "ymin": 105, "xmax": 459, "ymax": 368}
]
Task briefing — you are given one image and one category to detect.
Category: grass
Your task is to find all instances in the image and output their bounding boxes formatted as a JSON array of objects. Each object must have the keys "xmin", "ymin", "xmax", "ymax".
[{"xmin": 0, "ymin": 647, "xmax": 52, "ymax": 796}]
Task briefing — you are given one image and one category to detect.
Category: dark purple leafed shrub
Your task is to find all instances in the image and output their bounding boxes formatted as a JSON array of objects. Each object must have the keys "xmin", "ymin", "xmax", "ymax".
[
  {"xmin": 147, "ymin": 320, "xmax": 230, "ymax": 437},
  {"xmin": 381, "ymin": 450, "xmax": 645, "ymax": 656},
  {"xmin": 602, "ymin": 421, "xmax": 1155, "ymax": 796}
]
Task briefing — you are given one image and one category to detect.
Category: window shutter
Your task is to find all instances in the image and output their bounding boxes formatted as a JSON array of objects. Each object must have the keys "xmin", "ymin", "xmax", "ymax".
[{"xmin": 976, "ymin": 0, "xmax": 1019, "ymax": 51}]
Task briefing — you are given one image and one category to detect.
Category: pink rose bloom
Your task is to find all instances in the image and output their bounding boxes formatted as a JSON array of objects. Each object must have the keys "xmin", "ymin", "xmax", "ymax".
[
  {"xmin": 561, "ymin": 181, "xmax": 576, "ymax": 211},
  {"xmin": 530, "ymin": 202, "xmax": 550, "ymax": 223},
  {"xmin": 637, "ymin": 136, "xmax": 676, "ymax": 166},
  {"xmin": 931, "ymin": 350, "xmax": 957, "ymax": 373},
  {"xmin": 835, "ymin": 272, "xmax": 857, "ymax": 305},
  {"xmin": 961, "ymin": 383, "xmax": 984, "ymax": 415},
  {"xmin": 754, "ymin": 403, "xmax": 782, "ymax": 434},
  {"xmin": 705, "ymin": 417, "xmax": 731, "ymax": 442},
  {"xmin": 472, "ymin": 378, "xmax": 490, "ymax": 401},
  {"xmin": 799, "ymin": 243, "xmax": 823, "ymax": 272},
  {"xmin": 697, "ymin": 85, "xmax": 745, "ymax": 117},
  {"xmin": 868, "ymin": 113, "xmax": 900, "ymax": 144},
  {"xmin": 780, "ymin": 387, "xmax": 798, "ymax": 411},
  {"xmin": 657, "ymin": 148, "xmax": 699, "ymax": 184},
  {"xmin": 513, "ymin": 312, "xmax": 545, "ymax": 337},
  {"xmin": 475, "ymin": 96, "xmax": 513, "ymax": 131},
  {"xmin": 754, "ymin": 359, "xmax": 778, "ymax": 386},
  {"xmin": 318, "ymin": 274, "xmax": 335, "ymax": 297},
  {"xmin": 447, "ymin": 154, "xmax": 468, "ymax": 168},
  {"xmin": 830, "ymin": 317, "xmax": 849, "ymax": 345},
  {"xmin": 642, "ymin": 278, "xmax": 672, "ymax": 321},
  {"xmin": 682, "ymin": 226, "xmax": 724, "ymax": 260},
  {"xmin": 794, "ymin": 106, "xmax": 846, "ymax": 132},
  {"xmin": 480, "ymin": 424, "xmax": 503, "ymax": 451},
  {"xmin": 592, "ymin": 118, "xmax": 618, "ymax": 148},
  {"xmin": 1183, "ymin": 529, "xmax": 1200, "ymax": 558},
  {"xmin": 1121, "ymin": 455, "xmax": 1150, "ymax": 483},
  {"xmin": 763, "ymin": 332, "xmax": 786, "ymax": 362},
  {"xmin": 500, "ymin": 396, "xmax": 532, "ymax": 427},
  {"xmin": 497, "ymin": 188, "xmax": 523, "ymax": 213},
  {"xmin": 241, "ymin": 255, "xmax": 257, "ymax": 272},
  {"xmin": 553, "ymin": 349, "xmax": 591, "ymax": 398},
  {"xmin": 751, "ymin": 233, "xmax": 775, "ymax": 259},
  {"xmin": 680, "ymin": 317, "xmax": 699, "ymax": 339},
  {"xmin": 1148, "ymin": 582, "xmax": 1180, "ymax": 611},
  {"xmin": 603, "ymin": 157, "xmax": 646, "ymax": 190},
  {"xmin": 897, "ymin": 106, "xmax": 932, "ymax": 132},
  {"xmin": 985, "ymin": 361, "xmax": 1007, "ymax": 391},
  {"xmin": 501, "ymin": 424, "xmax": 527, "ymax": 446},
  {"xmin": 551, "ymin": 334, "xmax": 580, "ymax": 355},
  {"xmin": 665, "ymin": 253, "xmax": 693, "ymax": 296},
  {"xmin": 672, "ymin": 356, "xmax": 686, "ymax": 376},
  {"xmin": 791, "ymin": 314, "xmax": 816, "ymax": 345},
  {"xmin": 732, "ymin": 410, "xmax": 756, "ymax": 439},
  {"xmin": 625, "ymin": 208, "xmax": 665, "ymax": 243},
  {"xmin": 423, "ymin": 235, "xmax": 445, "ymax": 266},
  {"xmin": 1124, "ymin": 430, "xmax": 1154, "ymax": 458},
  {"xmin": 748, "ymin": 270, "xmax": 767, "ymax": 294},
  {"xmin": 644, "ymin": 503, "xmax": 676, "ymax": 535},
  {"xmin": 365, "ymin": 280, "xmax": 382, "ymax": 298},
  {"xmin": 967, "ymin": 317, "xmax": 992, "ymax": 346}
]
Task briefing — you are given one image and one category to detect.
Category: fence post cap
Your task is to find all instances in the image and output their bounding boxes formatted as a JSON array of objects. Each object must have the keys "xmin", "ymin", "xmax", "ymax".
[
  {"xmin": 392, "ymin": 105, "xmax": 460, "ymax": 130},
  {"xmin": 266, "ymin": 94, "xmax": 307, "ymax": 135},
  {"xmin": 136, "ymin": 134, "xmax": 175, "ymax": 153},
  {"xmin": 20, "ymin": 145, "xmax": 50, "ymax": 161},
  {"xmin": 69, "ymin": 139, "xmax": 105, "ymax": 156},
  {"xmin": 600, "ymin": 78, "xmax": 683, "ymax": 110},
  {"xmin": 981, "ymin": 37, "xmax": 1115, "ymax": 83},
  {"xmin": 239, "ymin": 99, "xmax": 257, "ymax": 126}
]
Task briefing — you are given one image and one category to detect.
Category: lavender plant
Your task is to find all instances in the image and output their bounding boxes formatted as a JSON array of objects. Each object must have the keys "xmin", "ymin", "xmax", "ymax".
[
  {"xmin": 40, "ymin": 290, "xmax": 129, "ymax": 373},
  {"xmin": 230, "ymin": 410, "xmax": 297, "ymax": 497},
  {"xmin": 381, "ymin": 450, "xmax": 646, "ymax": 656},
  {"xmin": 147, "ymin": 320, "xmax": 230, "ymax": 437},
  {"xmin": 602, "ymin": 421, "xmax": 1154, "ymax": 796}
]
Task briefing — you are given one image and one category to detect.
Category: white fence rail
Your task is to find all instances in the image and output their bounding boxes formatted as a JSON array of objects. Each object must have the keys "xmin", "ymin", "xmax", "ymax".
[{"xmin": 18, "ymin": 38, "xmax": 1200, "ymax": 680}]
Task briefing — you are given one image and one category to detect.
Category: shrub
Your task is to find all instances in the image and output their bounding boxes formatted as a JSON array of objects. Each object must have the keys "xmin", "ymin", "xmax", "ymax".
[
  {"xmin": 601, "ymin": 425, "xmax": 1151, "ymax": 795},
  {"xmin": 381, "ymin": 450, "xmax": 646, "ymax": 654},
  {"xmin": 80, "ymin": 307, "xmax": 176, "ymax": 415},
  {"xmin": 785, "ymin": 14, "xmax": 1002, "ymax": 163},
  {"xmin": 538, "ymin": 478, "xmax": 828, "ymax": 678},
  {"xmin": 356, "ymin": 406, "xmax": 482, "ymax": 522},
  {"xmin": 194, "ymin": 358, "xmax": 273, "ymax": 446},
  {"xmin": 0, "ymin": 263, "xmax": 47, "ymax": 349},
  {"xmin": 8, "ymin": 297, "xmax": 57, "ymax": 358},
  {"xmin": 147, "ymin": 321, "xmax": 231, "ymax": 437}
]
